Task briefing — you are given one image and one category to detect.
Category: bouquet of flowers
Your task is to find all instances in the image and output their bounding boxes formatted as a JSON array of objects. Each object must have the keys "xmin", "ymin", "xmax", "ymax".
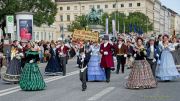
[{"xmin": 16, "ymin": 53, "xmax": 24, "ymax": 60}]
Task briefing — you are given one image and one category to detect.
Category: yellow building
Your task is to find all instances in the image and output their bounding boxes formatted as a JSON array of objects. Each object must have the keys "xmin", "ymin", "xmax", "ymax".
[{"xmin": 55, "ymin": 0, "xmax": 155, "ymax": 36}]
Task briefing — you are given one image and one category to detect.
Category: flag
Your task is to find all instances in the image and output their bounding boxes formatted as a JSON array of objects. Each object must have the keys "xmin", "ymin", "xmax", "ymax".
[
  {"xmin": 129, "ymin": 23, "xmax": 132, "ymax": 32},
  {"xmin": 133, "ymin": 24, "xmax": 137, "ymax": 33}
]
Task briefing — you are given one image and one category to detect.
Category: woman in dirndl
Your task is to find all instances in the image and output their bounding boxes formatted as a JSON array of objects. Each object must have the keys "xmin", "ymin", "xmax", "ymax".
[
  {"xmin": 19, "ymin": 42, "xmax": 46, "ymax": 91},
  {"xmin": 126, "ymin": 37, "xmax": 157, "ymax": 89},
  {"xmin": 3, "ymin": 40, "xmax": 23, "ymax": 83}
]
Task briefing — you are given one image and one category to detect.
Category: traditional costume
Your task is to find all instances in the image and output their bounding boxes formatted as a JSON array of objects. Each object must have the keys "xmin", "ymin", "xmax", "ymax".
[
  {"xmin": 45, "ymin": 47, "xmax": 62, "ymax": 75},
  {"xmin": 114, "ymin": 38, "xmax": 127, "ymax": 74},
  {"xmin": 19, "ymin": 50, "xmax": 46, "ymax": 91},
  {"xmin": 156, "ymin": 44, "xmax": 180, "ymax": 81},
  {"xmin": 126, "ymin": 44, "xmax": 157, "ymax": 89},
  {"xmin": 146, "ymin": 37, "xmax": 160, "ymax": 77},
  {"xmin": 3, "ymin": 45, "xmax": 23, "ymax": 83},
  {"xmin": 100, "ymin": 35, "xmax": 114, "ymax": 82},
  {"xmin": 57, "ymin": 44, "xmax": 70, "ymax": 76},
  {"xmin": 87, "ymin": 44, "xmax": 106, "ymax": 81}
]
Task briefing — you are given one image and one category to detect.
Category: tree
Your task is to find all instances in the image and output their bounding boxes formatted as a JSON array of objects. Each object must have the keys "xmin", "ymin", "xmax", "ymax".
[
  {"xmin": 68, "ymin": 15, "xmax": 88, "ymax": 32},
  {"xmin": 101, "ymin": 11, "xmax": 126, "ymax": 33},
  {"xmin": 0, "ymin": 0, "xmax": 57, "ymax": 36},
  {"xmin": 101, "ymin": 12, "xmax": 153, "ymax": 34},
  {"xmin": 127, "ymin": 12, "xmax": 153, "ymax": 33}
]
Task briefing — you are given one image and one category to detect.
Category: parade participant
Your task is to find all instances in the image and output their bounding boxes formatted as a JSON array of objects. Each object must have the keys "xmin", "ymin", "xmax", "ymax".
[
  {"xmin": 126, "ymin": 37, "xmax": 157, "ymax": 89},
  {"xmin": 156, "ymin": 35, "xmax": 180, "ymax": 81},
  {"xmin": 77, "ymin": 41, "xmax": 84, "ymax": 68},
  {"xmin": 170, "ymin": 37, "xmax": 180, "ymax": 69},
  {"xmin": 2, "ymin": 40, "xmax": 23, "ymax": 83},
  {"xmin": 100, "ymin": 35, "xmax": 114, "ymax": 83},
  {"xmin": 114, "ymin": 37, "xmax": 127, "ymax": 74},
  {"xmin": 155, "ymin": 35, "xmax": 163, "ymax": 51},
  {"xmin": 38, "ymin": 42, "xmax": 44, "ymax": 63},
  {"xmin": 126, "ymin": 39, "xmax": 134, "ymax": 69},
  {"xmin": 146, "ymin": 37, "xmax": 160, "ymax": 77},
  {"xmin": 19, "ymin": 42, "xmax": 46, "ymax": 91},
  {"xmin": 0, "ymin": 42, "xmax": 4, "ymax": 78},
  {"xmin": 175, "ymin": 44, "xmax": 180, "ymax": 71},
  {"xmin": 87, "ymin": 41, "xmax": 106, "ymax": 81},
  {"xmin": 79, "ymin": 43, "xmax": 91, "ymax": 91},
  {"xmin": 57, "ymin": 41, "xmax": 70, "ymax": 76},
  {"xmin": 21, "ymin": 41, "xmax": 31, "ymax": 68},
  {"xmin": 45, "ymin": 42, "xmax": 62, "ymax": 76}
]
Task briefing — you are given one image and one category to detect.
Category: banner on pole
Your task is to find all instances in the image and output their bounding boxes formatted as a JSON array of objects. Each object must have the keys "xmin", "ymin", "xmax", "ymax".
[
  {"xmin": 106, "ymin": 18, "xmax": 108, "ymax": 34},
  {"xmin": 112, "ymin": 20, "xmax": 116, "ymax": 37},
  {"xmin": 6, "ymin": 15, "xmax": 14, "ymax": 33}
]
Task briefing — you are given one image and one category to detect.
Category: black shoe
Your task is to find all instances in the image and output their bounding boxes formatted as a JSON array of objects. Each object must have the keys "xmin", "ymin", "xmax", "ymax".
[
  {"xmin": 82, "ymin": 88, "xmax": 86, "ymax": 91},
  {"xmin": 111, "ymin": 68, "xmax": 115, "ymax": 71},
  {"xmin": 63, "ymin": 74, "xmax": 66, "ymax": 76},
  {"xmin": 116, "ymin": 70, "xmax": 119, "ymax": 74},
  {"xmin": 106, "ymin": 79, "xmax": 110, "ymax": 83}
]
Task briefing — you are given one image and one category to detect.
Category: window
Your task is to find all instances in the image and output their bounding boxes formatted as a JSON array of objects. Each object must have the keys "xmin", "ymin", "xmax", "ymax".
[
  {"xmin": 113, "ymin": 4, "xmax": 116, "ymax": 8},
  {"xmin": 36, "ymin": 32, "xmax": 39, "ymax": 40},
  {"xmin": 41, "ymin": 32, "xmax": 43, "ymax": 40},
  {"xmin": 44, "ymin": 32, "xmax": 46, "ymax": 40},
  {"xmin": 89, "ymin": 5, "xmax": 93, "ymax": 9},
  {"xmin": 60, "ymin": 7, "xmax": 63, "ymax": 11},
  {"xmin": 67, "ymin": 25, "xmax": 70, "ymax": 29},
  {"xmin": 137, "ymin": 3, "xmax": 141, "ymax": 7},
  {"xmin": 129, "ymin": 3, "xmax": 132, "ymax": 7},
  {"xmin": 60, "ymin": 15, "xmax": 63, "ymax": 21},
  {"xmin": 52, "ymin": 33, "xmax": 54, "ymax": 40},
  {"xmin": 49, "ymin": 32, "xmax": 51, "ymax": 40},
  {"xmin": 82, "ymin": 6, "xmax": 85, "ymax": 10},
  {"xmin": 67, "ymin": 6, "xmax": 70, "ymax": 10},
  {"xmin": 74, "ymin": 6, "xmax": 77, "ymax": 10},
  {"xmin": 121, "ymin": 4, "xmax": 124, "ymax": 7},
  {"xmin": 74, "ymin": 15, "xmax": 78, "ymax": 19},
  {"xmin": 105, "ymin": 4, "xmax": 108, "ymax": 8},
  {"xmin": 97, "ymin": 5, "xmax": 100, "ymax": 9},
  {"xmin": 67, "ymin": 15, "xmax": 70, "ymax": 21}
]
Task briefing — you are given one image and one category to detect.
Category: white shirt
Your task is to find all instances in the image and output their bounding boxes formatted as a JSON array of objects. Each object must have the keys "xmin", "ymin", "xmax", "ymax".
[
  {"xmin": 118, "ymin": 43, "xmax": 122, "ymax": 49},
  {"xmin": 150, "ymin": 45, "xmax": 154, "ymax": 52},
  {"xmin": 104, "ymin": 42, "xmax": 108, "ymax": 47}
]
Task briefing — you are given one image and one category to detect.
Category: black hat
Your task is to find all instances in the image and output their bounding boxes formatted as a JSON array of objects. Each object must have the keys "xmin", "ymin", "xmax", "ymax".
[{"xmin": 103, "ymin": 35, "xmax": 109, "ymax": 40}]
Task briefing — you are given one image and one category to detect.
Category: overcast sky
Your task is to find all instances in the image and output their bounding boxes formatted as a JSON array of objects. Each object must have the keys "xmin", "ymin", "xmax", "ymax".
[{"xmin": 160, "ymin": 0, "xmax": 180, "ymax": 14}]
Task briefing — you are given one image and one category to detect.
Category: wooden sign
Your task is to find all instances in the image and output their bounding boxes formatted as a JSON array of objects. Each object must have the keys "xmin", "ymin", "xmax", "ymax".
[{"xmin": 72, "ymin": 30, "xmax": 99, "ymax": 42}]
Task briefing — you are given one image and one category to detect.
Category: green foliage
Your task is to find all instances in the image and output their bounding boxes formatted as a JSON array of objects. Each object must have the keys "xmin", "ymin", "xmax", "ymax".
[
  {"xmin": 101, "ymin": 11, "xmax": 126, "ymax": 33},
  {"xmin": 68, "ymin": 15, "xmax": 88, "ymax": 31},
  {"xmin": 69, "ymin": 11, "xmax": 153, "ymax": 34},
  {"xmin": 0, "ymin": 0, "xmax": 57, "ymax": 34},
  {"xmin": 128, "ymin": 12, "xmax": 153, "ymax": 33},
  {"xmin": 101, "ymin": 11, "xmax": 153, "ymax": 34}
]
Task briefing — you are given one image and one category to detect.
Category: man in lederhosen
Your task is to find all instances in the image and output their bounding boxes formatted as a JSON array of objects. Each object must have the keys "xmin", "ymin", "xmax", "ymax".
[{"xmin": 114, "ymin": 37, "xmax": 128, "ymax": 74}]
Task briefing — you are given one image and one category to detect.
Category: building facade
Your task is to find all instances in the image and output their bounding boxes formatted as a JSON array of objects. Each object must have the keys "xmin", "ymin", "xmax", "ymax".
[
  {"xmin": 175, "ymin": 15, "xmax": 180, "ymax": 34},
  {"xmin": 153, "ymin": 0, "xmax": 161, "ymax": 35},
  {"xmin": 55, "ymin": 0, "xmax": 155, "ymax": 36}
]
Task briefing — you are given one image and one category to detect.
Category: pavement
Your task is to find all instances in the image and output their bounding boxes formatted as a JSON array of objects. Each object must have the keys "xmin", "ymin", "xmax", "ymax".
[{"xmin": 0, "ymin": 58, "xmax": 180, "ymax": 101}]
